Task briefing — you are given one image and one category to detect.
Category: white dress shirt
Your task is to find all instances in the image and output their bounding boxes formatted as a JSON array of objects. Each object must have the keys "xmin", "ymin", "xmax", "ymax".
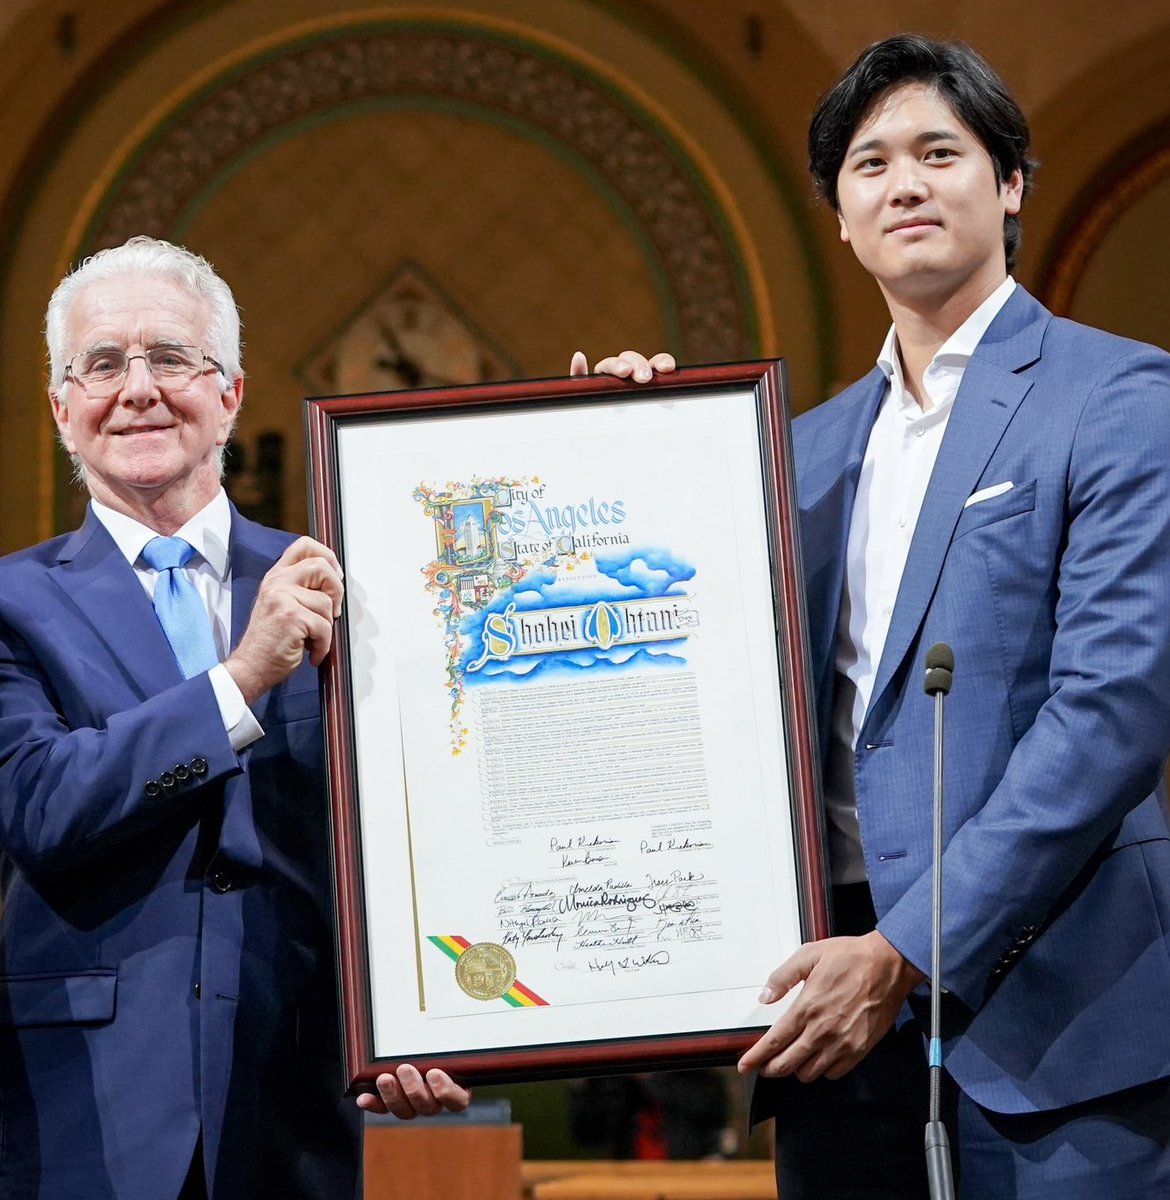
[
  {"xmin": 824, "ymin": 277, "xmax": 1016, "ymax": 884},
  {"xmin": 91, "ymin": 489, "xmax": 264, "ymax": 751}
]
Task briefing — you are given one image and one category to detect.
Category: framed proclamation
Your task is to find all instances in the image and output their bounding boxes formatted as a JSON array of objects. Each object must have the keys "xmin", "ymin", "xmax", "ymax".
[{"xmin": 305, "ymin": 362, "xmax": 828, "ymax": 1093}]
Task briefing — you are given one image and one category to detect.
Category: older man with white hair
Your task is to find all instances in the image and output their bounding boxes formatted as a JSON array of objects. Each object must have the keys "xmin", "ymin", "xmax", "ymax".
[{"xmin": 0, "ymin": 237, "xmax": 467, "ymax": 1200}]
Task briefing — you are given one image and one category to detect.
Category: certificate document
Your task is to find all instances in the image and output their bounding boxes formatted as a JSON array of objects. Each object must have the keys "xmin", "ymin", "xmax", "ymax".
[{"xmin": 308, "ymin": 363, "xmax": 826, "ymax": 1088}]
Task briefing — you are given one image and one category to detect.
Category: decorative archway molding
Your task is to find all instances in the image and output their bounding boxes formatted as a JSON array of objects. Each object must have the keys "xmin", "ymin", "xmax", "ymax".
[
  {"xmin": 84, "ymin": 21, "xmax": 758, "ymax": 364},
  {"xmin": 0, "ymin": 1, "xmax": 831, "ymax": 548},
  {"xmin": 1037, "ymin": 118, "xmax": 1170, "ymax": 316}
]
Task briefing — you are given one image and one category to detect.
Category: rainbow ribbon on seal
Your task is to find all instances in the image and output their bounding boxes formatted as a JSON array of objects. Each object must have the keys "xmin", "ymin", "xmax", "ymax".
[{"xmin": 428, "ymin": 934, "xmax": 549, "ymax": 1007}]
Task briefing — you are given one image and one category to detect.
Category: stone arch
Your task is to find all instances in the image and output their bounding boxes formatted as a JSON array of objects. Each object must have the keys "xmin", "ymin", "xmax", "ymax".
[
  {"xmin": 1036, "ymin": 119, "xmax": 1170, "ymax": 322},
  {"xmin": 82, "ymin": 23, "xmax": 758, "ymax": 366},
  {"xmin": 0, "ymin": 2, "xmax": 830, "ymax": 544}
]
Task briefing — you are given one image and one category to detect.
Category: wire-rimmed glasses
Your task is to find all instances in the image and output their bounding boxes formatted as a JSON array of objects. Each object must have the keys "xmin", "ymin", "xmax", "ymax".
[{"xmin": 64, "ymin": 346, "xmax": 224, "ymax": 395}]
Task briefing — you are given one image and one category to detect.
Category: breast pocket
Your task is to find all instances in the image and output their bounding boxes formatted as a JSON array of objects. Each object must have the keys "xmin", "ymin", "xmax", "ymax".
[
  {"xmin": 253, "ymin": 654, "xmax": 322, "ymax": 729},
  {"xmin": 263, "ymin": 684, "xmax": 322, "ymax": 728},
  {"xmin": 953, "ymin": 478, "xmax": 1037, "ymax": 540}
]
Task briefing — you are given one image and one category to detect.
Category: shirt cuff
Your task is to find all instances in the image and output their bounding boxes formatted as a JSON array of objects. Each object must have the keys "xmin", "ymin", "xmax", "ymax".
[{"xmin": 208, "ymin": 663, "xmax": 265, "ymax": 751}]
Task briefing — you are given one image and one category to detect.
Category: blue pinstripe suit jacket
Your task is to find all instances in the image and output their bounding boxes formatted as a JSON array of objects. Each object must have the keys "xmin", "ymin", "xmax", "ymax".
[{"xmin": 793, "ymin": 285, "xmax": 1170, "ymax": 1113}]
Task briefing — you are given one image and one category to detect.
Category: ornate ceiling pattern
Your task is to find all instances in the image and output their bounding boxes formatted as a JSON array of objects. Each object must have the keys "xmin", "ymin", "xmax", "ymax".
[{"xmin": 89, "ymin": 24, "xmax": 755, "ymax": 362}]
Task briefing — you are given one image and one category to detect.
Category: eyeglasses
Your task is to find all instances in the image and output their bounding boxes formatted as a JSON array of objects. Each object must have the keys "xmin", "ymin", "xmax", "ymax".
[{"xmin": 64, "ymin": 346, "xmax": 224, "ymax": 395}]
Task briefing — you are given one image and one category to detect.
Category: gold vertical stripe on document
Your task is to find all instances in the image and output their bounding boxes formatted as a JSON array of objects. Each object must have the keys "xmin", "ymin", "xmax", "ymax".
[{"xmin": 400, "ymin": 707, "xmax": 426, "ymax": 1012}]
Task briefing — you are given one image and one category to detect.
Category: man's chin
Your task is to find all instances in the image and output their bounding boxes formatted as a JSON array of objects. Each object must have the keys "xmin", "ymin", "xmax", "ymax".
[
  {"xmin": 108, "ymin": 453, "xmax": 183, "ymax": 489},
  {"xmin": 86, "ymin": 450, "xmax": 214, "ymax": 503},
  {"xmin": 877, "ymin": 260, "xmax": 973, "ymax": 303}
]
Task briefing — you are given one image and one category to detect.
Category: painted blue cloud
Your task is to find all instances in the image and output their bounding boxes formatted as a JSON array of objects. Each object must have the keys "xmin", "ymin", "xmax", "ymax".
[{"xmin": 594, "ymin": 548, "xmax": 695, "ymax": 596}]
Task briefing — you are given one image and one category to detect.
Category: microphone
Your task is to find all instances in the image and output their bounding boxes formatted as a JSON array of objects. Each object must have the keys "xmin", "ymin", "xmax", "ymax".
[
  {"xmin": 923, "ymin": 642, "xmax": 956, "ymax": 1200},
  {"xmin": 923, "ymin": 642, "xmax": 953, "ymax": 697}
]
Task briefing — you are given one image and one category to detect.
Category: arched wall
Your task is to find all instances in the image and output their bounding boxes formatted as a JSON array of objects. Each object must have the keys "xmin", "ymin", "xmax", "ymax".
[
  {"xmin": 0, "ymin": 0, "xmax": 830, "ymax": 549},
  {"xmin": 4, "ymin": 2, "xmax": 1170, "ymax": 553},
  {"xmin": 1029, "ymin": 25, "xmax": 1170, "ymax": 356}
]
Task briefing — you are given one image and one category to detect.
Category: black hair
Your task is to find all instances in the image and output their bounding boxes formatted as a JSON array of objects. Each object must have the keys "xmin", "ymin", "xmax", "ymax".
[{"xmin": 808, "ymin": 34, "xmax": 1036, "ymax": 270}]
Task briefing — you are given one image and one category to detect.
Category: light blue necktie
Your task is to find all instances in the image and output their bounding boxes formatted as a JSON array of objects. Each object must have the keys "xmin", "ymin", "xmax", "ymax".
[{"xmin": 141, "ymin": 536, "xmax": 219, "ymax": 679}]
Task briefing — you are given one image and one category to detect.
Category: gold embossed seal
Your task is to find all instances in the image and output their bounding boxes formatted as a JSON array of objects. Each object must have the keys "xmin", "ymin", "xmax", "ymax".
[{"xmin": 455, "ymin": 942, "xmax": 516, "ymax": 1001}]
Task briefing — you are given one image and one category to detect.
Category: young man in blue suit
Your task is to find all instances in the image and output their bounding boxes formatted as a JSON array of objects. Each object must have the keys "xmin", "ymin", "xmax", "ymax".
[
  {"xmin": 576, "ymin": 34, "xmax": 1170, "ymax": 1200},
  {"xmin": 0, "ymin": 238, "xmax": 469, "ymax": 1199}
]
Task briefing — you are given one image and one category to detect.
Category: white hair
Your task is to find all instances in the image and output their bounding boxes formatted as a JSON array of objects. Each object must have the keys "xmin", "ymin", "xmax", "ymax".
[{"xmin": 45, "ymin": 236, "xmax": 244, "ymax": 481}]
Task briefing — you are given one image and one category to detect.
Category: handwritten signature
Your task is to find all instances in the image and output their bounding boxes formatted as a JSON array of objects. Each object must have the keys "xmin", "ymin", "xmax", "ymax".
[
  {"xmin": 640, "ymin": 837, "xmax": 714, "ymax": 855},
  {"xmin": 587, "ymin": 951, "xmax": 672, "ymax": 975}
]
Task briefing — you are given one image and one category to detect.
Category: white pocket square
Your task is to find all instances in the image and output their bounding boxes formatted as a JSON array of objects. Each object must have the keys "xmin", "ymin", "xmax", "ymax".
[{"xmin": 964, "ymin": 481, "xmax": 1014, "ymax": 509}]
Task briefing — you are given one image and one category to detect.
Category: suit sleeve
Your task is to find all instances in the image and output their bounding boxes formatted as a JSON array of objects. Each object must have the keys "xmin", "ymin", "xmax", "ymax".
[
  {"xmin": 0, "ymin": 614, "xmax": 244, "ymax": 877},
  {"xmin": 877, "ymin": 346, "xmax": 1170, "ymax": 1007}
]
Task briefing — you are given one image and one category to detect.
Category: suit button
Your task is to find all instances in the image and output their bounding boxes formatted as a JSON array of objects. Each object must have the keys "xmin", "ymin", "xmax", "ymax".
[
  {"xmin": 211, "ymin": 871, "xmax": 233, "ymax": 893},
  {"xmin": 191, "ymin": 757, "xmax": 209, "ymax": 776},
  {"xmin": 144, "ymin": 780, "xmax": 161, "ymax": 797},
  {"xmin": 160, "ymin": 771, "xmax": 176, "ymax": 789},
  {"xmin": 194, "ymin": 982, "xmax": 201, "ymax": 999},
  {"xmin": 174, "ymin": 763, "xmax": 191, "ymax": 783}
]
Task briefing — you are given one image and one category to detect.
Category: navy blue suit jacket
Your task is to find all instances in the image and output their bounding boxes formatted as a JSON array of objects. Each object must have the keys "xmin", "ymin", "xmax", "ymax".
[
  {"xmin": 789, "ymin": 286, "xmax": 1170, "ymax": 1113},
  {"xmin": 0, "ymin": 505, "xmax": 360, "ymax": 1198}
]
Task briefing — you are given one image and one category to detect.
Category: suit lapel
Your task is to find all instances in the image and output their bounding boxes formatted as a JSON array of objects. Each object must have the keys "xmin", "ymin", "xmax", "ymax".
[
  {"xmin": 799, "ymin": 371, "xmax": 885, "ymax": 748},
  {"xmin": 49, "ymin": 507, "xmax": 182, "ymax": 697},
  {"xmin": 228, "ymin": 512, "xmax": 267, "ymax": 651},
  {"xmin": 863, "ymin": 289, "xmax": 1048, "ymax": 731},
  {"xmin": 227, "ymin": 507, "xmax": 289, "ymax": 726},
  {"xmin": 222, "ymin": 507, "xmax": 284, "ymax": 870}
]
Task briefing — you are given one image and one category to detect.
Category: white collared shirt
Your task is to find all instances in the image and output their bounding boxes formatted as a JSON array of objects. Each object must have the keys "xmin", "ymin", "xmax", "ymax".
[
  {"xmin": 91, "ymin": 489, "xmax": 263, "ymax": 751},
  {"xmin": 824, "ymin": 277, "xmax": 1016, "ymax": 884}
]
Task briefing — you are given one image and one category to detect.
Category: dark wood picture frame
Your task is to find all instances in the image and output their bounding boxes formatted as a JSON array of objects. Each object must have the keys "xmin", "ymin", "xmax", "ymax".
[{"xmin": 306, "ymin": 362, "xmax": 827, "ymax": 1093}]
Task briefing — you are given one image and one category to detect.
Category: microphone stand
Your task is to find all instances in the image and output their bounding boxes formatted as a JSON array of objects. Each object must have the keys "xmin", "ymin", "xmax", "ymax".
[{"xmin": 923, "ymin": 643, "xmax": 956, "ymax": 1200}]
